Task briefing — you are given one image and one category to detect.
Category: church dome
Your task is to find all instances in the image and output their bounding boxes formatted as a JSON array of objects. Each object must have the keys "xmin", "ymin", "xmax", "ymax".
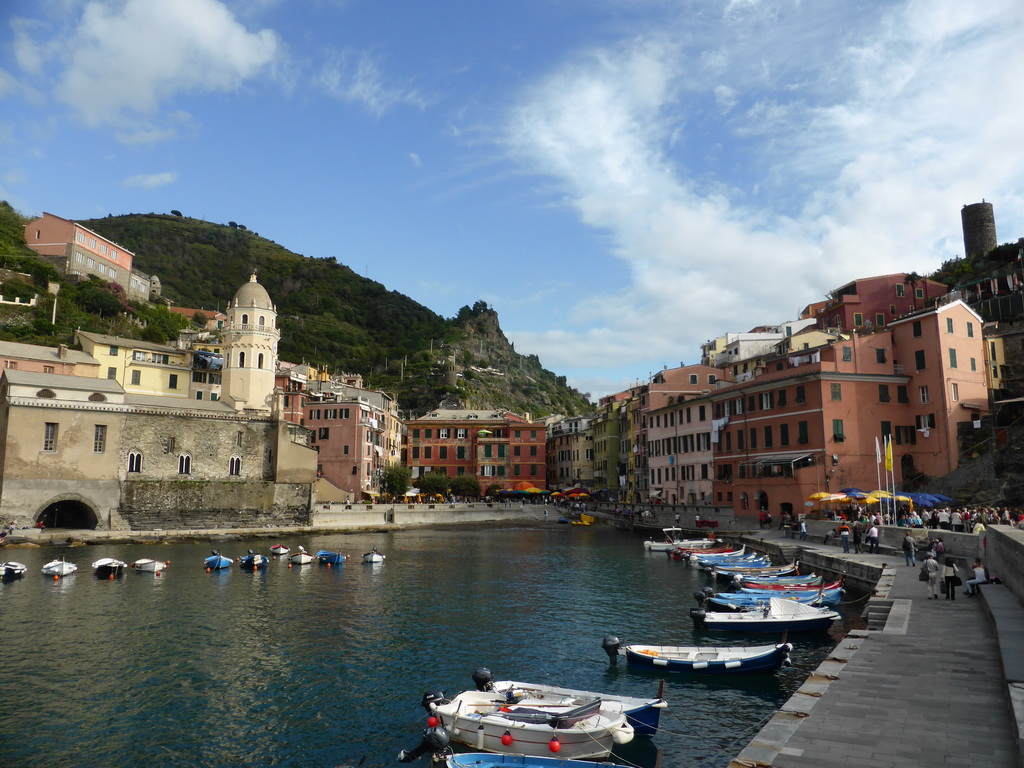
[{"xmin": 232, "ymin": 273, "xmax": 273, "ymax": 309}]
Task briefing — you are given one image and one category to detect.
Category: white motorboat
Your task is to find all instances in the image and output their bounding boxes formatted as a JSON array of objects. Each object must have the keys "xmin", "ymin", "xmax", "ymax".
[
  {"xmin": 691, "ymin": 595, "xmax": 840, "ymax": 633},
  {"xmin": 421, "ymin": 688, "xmax": 633, "ymax": 760},
  {"xmin": 644, "ymin": 528, "xmax": 720, "ymax": 552},
  {"xmin": 362, "ymin": 547, "xmax": 385, "ymax": 564},
  {"xmin": 92, "ymin": 558, "xmax": 127, "ymax": 578},
  {"xmin": 1, "ymin": 561, "xmax": 28, "ymax": 580},
  {"xmin": 470, "ymin": 667, "xmax": 666, "ymax": 738},
  {"xmin": 130, "ymin": 558, "xmax": 168, "ymax": 573},
  {"xmin": 288, "ymin": 546, "xmax": 316, "ymax": 565},
  {"xmin": 41, "ymin": 558, "xmax": 78, "ymax": 578}
]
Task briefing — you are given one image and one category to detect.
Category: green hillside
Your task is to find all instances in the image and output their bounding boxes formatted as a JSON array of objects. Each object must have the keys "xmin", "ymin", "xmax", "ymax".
[{"xmin": 62, "ymin": 211, "xmax": 593, "ymax": 417}]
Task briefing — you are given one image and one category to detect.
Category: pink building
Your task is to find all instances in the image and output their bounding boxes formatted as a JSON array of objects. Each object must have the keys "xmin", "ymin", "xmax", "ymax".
[
  {"xmin": 24, "ymin": 212, "xmax": 149, "ymax": 300},
  {"xmin": 0, "ymin": 340, "xmax": 100, "ymax": 378},
  {"xmin": 809, "ymin": 273, "xmax": 948, "ymax": 332},
  {"xmin": 645, "ymin": 364, "xmax": 725, "ymax": 505}
]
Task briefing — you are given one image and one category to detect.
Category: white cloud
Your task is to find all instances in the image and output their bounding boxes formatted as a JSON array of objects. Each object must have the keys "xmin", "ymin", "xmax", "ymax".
[
  {"xmin": 123, "ymin": 172, "xmax": 177, "ymax": 189},
  {"xmin": 320, "ymin": 49, "xmax": 427, "ymax": 116},
  {"xmin": 52, "ymin": 0, "xmax": 278, "ymax": 127},
  {"xmin": 500, "ymin": 1, "xmax": 1024, "ymax": 395},
  {"xmin": 409, "ymin": 152, "xmax": 422, "ymax": 167}
]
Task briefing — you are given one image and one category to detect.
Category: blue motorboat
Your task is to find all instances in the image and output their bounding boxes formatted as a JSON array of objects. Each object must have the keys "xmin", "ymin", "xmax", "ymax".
[
  {"xmin": 239, "ymin": 550, "xmax": 269, "ymax": 570},
  {"xmin": 204, "ymin": 551, "xmax": 233, "ymax": 571},
  {"xmin": 316, "ymin": 550, "xmax": 347, "ymax": 566},
  {"xmin": 602, "ymin": 635, "xmax": 792, "ymax": 674},
  {"xmin": 708, "ymin": 587, "xmax": 842, "ymax": 608}
]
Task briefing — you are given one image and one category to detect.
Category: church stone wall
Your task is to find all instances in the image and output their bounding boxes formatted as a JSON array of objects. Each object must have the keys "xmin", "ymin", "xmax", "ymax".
[
  {"xmin": 121, "ymin": 480, "xmax": 311, "ymax": 529},
  {"xmin": 118, "ymin": 412, "xmax": 275, "ymax": 480}
]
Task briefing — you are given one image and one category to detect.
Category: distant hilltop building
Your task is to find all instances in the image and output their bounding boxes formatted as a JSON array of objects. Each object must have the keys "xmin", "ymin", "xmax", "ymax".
[
  {"xmin": 961, "ymin": 200, "xmax": 997, "ymax": 259},
  {"xmin": 23, "ymin": 212, "xmax": 153, "ymax": 302}
]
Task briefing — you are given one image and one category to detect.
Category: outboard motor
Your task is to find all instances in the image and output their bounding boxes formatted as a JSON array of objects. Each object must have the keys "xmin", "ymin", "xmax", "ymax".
[
  {"xmin": 472, "ymin": 667, "xmax": 494, "ymax": 691},
  {"xmin": 693, "ymin": 591, "xmax": 707, "ymax": 607},
  {"xmin": 397, "ymin": 726, "xmax": 450, "ymax": 763},
  {"xmin": 689, "ymin": 607, "xmax": 706, "ymax": 628},
  {"xmin": 602, "ymin": 635, "xmax": 621, "ymax": 665},
  {"xmin": 419, "ymin": 690, "xmax": 448, "ymax": 714},
  {"xmin": 780, "ymin": 643, "xmax": 794, "ymax": 668}
]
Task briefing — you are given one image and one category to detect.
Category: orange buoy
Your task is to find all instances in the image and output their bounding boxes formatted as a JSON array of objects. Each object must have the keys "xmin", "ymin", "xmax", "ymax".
[{"xmin": 53, "ymin": 574, "xmax": 59, "ymax": 581}]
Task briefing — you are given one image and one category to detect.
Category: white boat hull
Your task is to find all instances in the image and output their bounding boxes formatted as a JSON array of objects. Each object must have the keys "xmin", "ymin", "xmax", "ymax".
[
  {"xmin": 130, "ymin": 559, "xmax": 166, "ymax": 573},
  {"xmin": 430, "ymin": 690, "xmax": 632, "ymax": 760},
  {"xmin": 41, "ymin": 559, "xmax": 77, "ymax": 577}
]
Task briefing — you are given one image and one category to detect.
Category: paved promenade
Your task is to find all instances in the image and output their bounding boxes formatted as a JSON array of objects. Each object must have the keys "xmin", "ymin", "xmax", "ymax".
[{"xmin": 731, "ymin": 526, "xmax": 1020, "ymax": 768}]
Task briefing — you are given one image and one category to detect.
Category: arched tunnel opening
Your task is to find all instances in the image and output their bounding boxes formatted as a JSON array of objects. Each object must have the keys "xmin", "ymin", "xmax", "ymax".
[{"xmin": 37, "ymin": 500, "xmax": 98, "ymax": 530}]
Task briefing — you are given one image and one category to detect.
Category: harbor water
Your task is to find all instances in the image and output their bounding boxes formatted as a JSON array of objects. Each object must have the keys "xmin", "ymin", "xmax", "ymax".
[{"xmin": 0, "ymin": 524, "xmax": 863, "ymax": 767}]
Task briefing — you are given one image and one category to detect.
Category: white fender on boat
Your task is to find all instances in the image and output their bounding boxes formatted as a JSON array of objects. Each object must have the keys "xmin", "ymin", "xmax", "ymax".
[{"xmin": 611, "ymin": 722, "xmax": 635, "ymax": 745}]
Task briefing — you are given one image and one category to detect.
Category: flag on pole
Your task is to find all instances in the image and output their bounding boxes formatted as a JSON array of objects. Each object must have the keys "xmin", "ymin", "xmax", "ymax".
[
  {"xmin": 884, "ymin": 437, "xmax": 893, "ymax": 472},
  {"xmin": 875, "ymin": 436, "xmax": 882, "ymax": 465}
]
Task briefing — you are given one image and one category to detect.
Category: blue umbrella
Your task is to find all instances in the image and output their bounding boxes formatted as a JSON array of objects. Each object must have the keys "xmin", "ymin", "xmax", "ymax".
[
  {"xmin": 927, "ymin": 493, "xmax": 953, "ymax": 503},
  {"xmin": 841, "ymin": 488, "xmax": 869, "ymax": 499}
]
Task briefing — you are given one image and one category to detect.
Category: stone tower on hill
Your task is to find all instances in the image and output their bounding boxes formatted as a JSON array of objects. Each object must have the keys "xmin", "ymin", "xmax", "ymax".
[{"xmin": 961, "ymin": 200, "xmax": 997, "ymax": 259}]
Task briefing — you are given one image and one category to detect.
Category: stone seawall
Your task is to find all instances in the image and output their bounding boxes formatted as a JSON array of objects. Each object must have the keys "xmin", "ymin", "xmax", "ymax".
[{"xmin": 311, "ymin": 501, "xmax": 538, "ymax": 530}]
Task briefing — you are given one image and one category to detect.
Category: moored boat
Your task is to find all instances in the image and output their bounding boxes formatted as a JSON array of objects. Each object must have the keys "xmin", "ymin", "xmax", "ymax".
[
  {"xmin": 204, "ymin": 551, "xmax": 233, "ymax": 571},
  {"xmin": 469, "ymin": 667, "xmax": 666, "ymax": 739},
  {"xmin": 316, "ymin": 550, "xmax": 346, "ymax": 566},
  {"xmin": 1, "ymin": 561, "xmax": 28, "ymax": 580},
  {"xmin": 362, "ymin": 547, "xmax": 385, "ymax": 564},
  {"xmin": 129, "ymin": 558, "xmax": 167, "ymax": 573},
  {"xmin": 602, "ymin": 635, "xmax": 793, "ymax": 674},
  {"xmin": 446, "ymin": 753, "xmax": 634, "ymax": 768},
  {"xmin": 92, "ymin": 558, "xmax": 127, "ymax": 578},
  {"xmin": 41, "ymin": 558, "xmax": 77, "ymax": 578},
  {"xmin": 269, "ymin": 544, "xmax": 290, "ymax": 557},
  {"xmin": 707, "ymin": 587, "xmax": 842, "ymax": 608},
  {"xmin": 288, "ymin": 546, "xmax": 316, "ymax": 565},
  {"xmin": 239, "ymin": 550, "xmax": 269, "ymax": 570},
  {"xmin": 418, "ymin": 688, "xmax": 633, "ymax": 760},
  {"xmin": 692, "ymin": 595, "xmax": 840, "ymax": 633}
]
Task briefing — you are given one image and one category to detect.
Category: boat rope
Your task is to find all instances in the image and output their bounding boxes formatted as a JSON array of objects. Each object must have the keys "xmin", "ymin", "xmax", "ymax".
[{"xmin": 659, "ymin": 699, "xmax": 781, "ymax": 767}]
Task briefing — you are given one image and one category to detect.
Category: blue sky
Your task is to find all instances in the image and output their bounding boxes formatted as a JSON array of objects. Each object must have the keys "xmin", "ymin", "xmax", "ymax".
[{"xmin": 3, "ymin": 0, "xmax": 1024, "ymax": 401}]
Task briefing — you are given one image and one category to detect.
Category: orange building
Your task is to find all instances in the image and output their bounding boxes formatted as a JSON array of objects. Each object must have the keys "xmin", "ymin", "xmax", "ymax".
[
  {"xmin": 709, "ymin": 299, "xmax": 988, "ymax": 525},
  {"xmin": 405, "ymin": 408, "xmax": 547, "ymax": 492}
]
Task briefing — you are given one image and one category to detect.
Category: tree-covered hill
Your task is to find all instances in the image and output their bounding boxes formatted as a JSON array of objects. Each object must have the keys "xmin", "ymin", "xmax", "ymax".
[{"xmin": 73, "ymin": 212, "xmax": 592, "ymax": 417}]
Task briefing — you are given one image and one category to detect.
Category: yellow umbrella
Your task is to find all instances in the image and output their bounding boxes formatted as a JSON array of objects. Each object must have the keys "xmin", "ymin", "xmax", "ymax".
[{"xmin": 808, "ymin": 492, "xmax": 833, "ymax": 500}]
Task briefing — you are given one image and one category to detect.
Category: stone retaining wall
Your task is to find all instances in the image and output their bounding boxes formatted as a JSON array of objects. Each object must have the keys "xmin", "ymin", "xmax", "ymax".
[{"xmin": 311, "ymin": 501, "xmax": 536, "ymax": 529}]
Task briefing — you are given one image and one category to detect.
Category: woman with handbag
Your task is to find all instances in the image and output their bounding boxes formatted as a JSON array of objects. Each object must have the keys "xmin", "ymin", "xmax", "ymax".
[{"xmin": 942, "ymin": 557, "xmax": 961, "ymax": 601}]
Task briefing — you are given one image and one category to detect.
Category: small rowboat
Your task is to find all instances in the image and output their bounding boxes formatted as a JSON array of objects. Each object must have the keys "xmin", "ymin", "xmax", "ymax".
[
  {"xmin": 42, "ymin": 558, "xmax": 77, "ymax": 578},
  {"xmin": 362, "ymin": 547, "xmax": 385, "ymax": 564},
  {"xmin": 239, "ymin": 550, "xmax": 269, "ymax": 570},
  {"xmin": 269, "ymin": 544, "xmax": 290, "ymax": 557},
  {"xmin": 420, "ymin": 689, "xmax": 633, "ymax": 760},
  {"xmin": 316, "ymin": 550, "xmax": 347, "ymax": 566},
  {"xmin": 603, "ymin": 636, "xmax": 793, "ymax": 674},
  {"xmin": 92, "ymin": 558, "xmax": 127, "ymax": 578},
  {"xmin": 130, "ymin": 559, "xmax": 167, "ymax": 573},
  {"xmin": 692, "ymin": 595, "xmax": 839, "ymax": 633},
  {"xmin": 446, "ymin": 754, "xmax": 634, "ymax": 768},
  {"xmin": 708, "ymin": 586, "xmax": 843, "ymax": 608},
  {"xmin": 739, "ymin": 579, "xmax": 842, "ymax": 593},
  {"xmin": 1, "ymin": 562, "xmax": 28, "ymax": 581},
  {"xmin": 470, "ymin": 667, "xmax": 667, "ymax": 739},
  {"xmin": 288, "ymin": 546, "xmax": 316, "ymax": 565},
  {"xmin": 204, "ymin": 551, "xmax": 233, "ymax": 571}
]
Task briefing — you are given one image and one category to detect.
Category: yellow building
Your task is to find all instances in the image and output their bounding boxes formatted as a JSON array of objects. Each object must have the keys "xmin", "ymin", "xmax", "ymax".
[{"xmin": 77, "ymin": 331, "xmax": 191, "ymax": 399}]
